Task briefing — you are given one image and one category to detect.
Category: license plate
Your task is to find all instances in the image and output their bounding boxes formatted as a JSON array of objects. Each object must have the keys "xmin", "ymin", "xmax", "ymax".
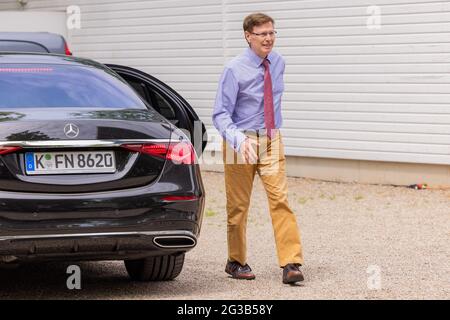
[{"xmin": 25, "ymin": 151, "xmax": 116, "ymax": 175}]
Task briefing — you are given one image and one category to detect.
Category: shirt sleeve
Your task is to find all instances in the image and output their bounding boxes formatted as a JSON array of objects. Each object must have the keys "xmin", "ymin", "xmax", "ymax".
[{"xmin": 212, "ymin": 67, "xmax": 247, "ymax": 151}]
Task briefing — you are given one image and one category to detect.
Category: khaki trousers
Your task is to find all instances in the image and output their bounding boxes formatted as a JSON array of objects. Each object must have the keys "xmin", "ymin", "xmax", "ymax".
[{"xmin": 223, "ymin": 131, "xmax": 304, "ymax": 267}]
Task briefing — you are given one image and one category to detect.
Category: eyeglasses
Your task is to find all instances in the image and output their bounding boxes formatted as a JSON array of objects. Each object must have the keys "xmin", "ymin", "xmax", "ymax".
[{"xmin": 251, "ymin": 30, "xmax": 277, "ymax": 38}]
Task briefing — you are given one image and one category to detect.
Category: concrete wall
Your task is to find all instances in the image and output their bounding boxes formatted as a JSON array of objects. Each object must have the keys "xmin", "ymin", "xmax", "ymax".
[{"xmin": 201, "ymin": 154, "xmax": 450, "ymax": 186}]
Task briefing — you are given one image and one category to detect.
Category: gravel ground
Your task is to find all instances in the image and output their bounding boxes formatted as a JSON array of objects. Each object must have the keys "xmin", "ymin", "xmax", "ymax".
[{"xmin": 0, "ymin": 170, "xmax": 448, "ymax": 299}]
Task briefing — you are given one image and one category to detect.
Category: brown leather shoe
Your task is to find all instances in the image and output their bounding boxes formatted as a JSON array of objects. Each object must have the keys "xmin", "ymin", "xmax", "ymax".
[
  {"xmin": 225, "ymin": 260, "xmax": 255, "ymax": 280},
  {"xmin": 282, "ymin": 263, "xmax": 304, "ymax": 284}
]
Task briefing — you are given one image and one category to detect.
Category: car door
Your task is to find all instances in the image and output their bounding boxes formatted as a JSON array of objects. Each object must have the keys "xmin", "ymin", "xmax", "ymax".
[{"xmin": 106, "ymin": 64, "xmax": 207, "ymax": 157}]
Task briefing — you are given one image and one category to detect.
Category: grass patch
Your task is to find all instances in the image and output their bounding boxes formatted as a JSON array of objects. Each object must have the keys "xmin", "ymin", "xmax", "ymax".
[
  {"xmin": 354, "ymin": 195, "xmax": 364, "ymax": 201},
  {"xmin": 205, "ymin": 209, "xmax": 217, "ymax": 217},
  {"xmin": 298, "ymin": 197, "xmax": 309, "ymax": 205}
]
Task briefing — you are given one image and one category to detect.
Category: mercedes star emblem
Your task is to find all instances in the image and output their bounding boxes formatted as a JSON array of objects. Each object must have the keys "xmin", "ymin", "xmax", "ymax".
[{"xmin": 64, "ymin": 123, "xmax": 80, "ymax": 138}]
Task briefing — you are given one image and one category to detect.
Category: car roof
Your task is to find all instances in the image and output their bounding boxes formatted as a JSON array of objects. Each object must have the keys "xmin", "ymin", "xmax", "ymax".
[
  {"xmin": 0, "ymin": 52, "xmax": 108, "ymax": 70},
  {"xmin": 0, "ymin": 32, "xmax": 65, "ymax": 40},
  {"xmin": 0, "ymin": 32, "xmax": 67, "ymax": 54}
]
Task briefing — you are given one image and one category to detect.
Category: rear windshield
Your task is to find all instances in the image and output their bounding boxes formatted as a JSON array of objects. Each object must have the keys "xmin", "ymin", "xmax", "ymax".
[{"xmin": 0, "ymin": 64, "xmax": 148, "ymax": 109}]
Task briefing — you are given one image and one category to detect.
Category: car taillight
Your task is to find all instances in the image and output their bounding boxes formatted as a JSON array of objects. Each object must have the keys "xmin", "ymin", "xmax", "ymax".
[
  {"xmin": 0, "ymin": 146, "xmax": 22, "ymax": 155},
  {"xmin": 122, "ymin": 143, "xmax": 168, "ymax": 157},
  {"xmin": 64, "ymin": 41, "xmax": 72, "ymax": 56},
  {"xmin": 161, "ymin": 195, "xmax": 198, "ymax": 202},
  {"xmin": 121, "ymin": 142, "xmax": 196, "ymax": 164}
]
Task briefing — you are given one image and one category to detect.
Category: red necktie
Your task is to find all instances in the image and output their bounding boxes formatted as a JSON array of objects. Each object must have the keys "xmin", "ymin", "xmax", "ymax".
[{"xmin": 263, "ymin": 59, "xmax": 275, "ymax": 139}]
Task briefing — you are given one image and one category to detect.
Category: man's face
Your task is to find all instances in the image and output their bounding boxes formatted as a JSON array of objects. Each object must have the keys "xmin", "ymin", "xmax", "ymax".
[{"xmin": 245, "ymin": 22, "xmax": 276, "ymax": 59}]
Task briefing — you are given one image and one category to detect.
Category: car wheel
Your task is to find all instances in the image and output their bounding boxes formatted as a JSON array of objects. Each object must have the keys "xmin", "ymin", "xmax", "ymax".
[{"xmin": 124, "ymin": 253, "xmax": 185, "ymax": 281}]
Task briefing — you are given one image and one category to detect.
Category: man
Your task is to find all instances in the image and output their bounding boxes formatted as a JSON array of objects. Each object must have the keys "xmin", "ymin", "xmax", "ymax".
[{"xmin": 212, "ymin": 13, "xmax": 304, "ymax": 284}]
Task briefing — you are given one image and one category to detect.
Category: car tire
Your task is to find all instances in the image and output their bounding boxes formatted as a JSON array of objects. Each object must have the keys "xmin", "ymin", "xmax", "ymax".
[{"xmin": 124, "ymin": 253, "xmax": 185, "ymax": 281}]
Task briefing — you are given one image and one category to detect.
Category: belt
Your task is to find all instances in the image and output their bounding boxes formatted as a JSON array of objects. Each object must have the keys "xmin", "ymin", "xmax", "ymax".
[{"xmin": 254, "ymin": 129, "xmax": 279, "ymax": 137}]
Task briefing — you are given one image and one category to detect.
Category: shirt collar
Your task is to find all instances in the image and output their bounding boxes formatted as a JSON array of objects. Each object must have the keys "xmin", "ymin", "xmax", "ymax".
[{"xmin": 245, "ymin": 47, "xmax": 274, "ymax": 67}]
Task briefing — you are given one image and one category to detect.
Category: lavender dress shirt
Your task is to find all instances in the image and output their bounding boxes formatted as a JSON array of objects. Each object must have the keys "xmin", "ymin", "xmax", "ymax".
[{"xmin": 212, "ymin": 47, "xmax": 285, "ymax": 151}]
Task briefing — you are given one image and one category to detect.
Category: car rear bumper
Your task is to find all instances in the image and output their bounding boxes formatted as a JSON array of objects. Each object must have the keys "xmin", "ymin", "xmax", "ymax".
[
  {"xmin": 0, "ymin": 164, "xmax": 205, "ymax": 262},
  {"xmin": 0, "ymin": 196, "xmax": 203, "ymax": 262},
  {"xmin": 0, "ymin": 230, "xmax": 197, "ymax": 263}
]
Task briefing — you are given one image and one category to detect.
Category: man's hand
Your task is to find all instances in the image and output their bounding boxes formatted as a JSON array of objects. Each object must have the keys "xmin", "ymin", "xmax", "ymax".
[{"xmin": 239, "ymin": 137, "xmax": 260, "ymax": 164}]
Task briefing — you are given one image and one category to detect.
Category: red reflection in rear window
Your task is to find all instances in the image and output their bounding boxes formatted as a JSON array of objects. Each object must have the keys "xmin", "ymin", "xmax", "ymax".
[{"xmin": 0, "ymin": 68, "xmax": 53, "ymax": 73}]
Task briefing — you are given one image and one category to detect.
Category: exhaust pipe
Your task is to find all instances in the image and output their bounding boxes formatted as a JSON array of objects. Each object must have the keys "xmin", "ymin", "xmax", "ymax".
[
  {"xmin": 0, "ymin": 255, "xmax": 18, "ymax": 263},
  {"xmin": 153, "ymin": 236, "xmax": 196, "ymax": 249}
]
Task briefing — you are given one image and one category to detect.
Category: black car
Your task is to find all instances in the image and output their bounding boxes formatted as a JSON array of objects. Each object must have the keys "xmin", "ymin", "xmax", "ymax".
[
  {"xmin": 0, "ymin": 53, "xmax": 206, "ymax": 281},
  {"xmin": 0, "ymin": 32, "xmax": 72, "ymax": 55}
]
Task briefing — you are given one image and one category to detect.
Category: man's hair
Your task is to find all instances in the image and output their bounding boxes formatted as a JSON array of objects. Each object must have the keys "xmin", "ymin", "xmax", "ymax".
[{"xmin": 243, "ymin": 13, "xmax": 274, "ymax": 32}]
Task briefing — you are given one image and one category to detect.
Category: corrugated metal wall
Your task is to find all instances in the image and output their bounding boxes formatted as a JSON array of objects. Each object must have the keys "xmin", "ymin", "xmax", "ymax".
[{"xmin": 4, "ymin": 0, "xmax": 450, "ymax": 165}]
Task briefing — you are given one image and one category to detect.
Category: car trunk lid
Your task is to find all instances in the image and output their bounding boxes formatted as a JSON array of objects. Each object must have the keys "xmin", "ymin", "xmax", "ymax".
[{"xmin": 0, "ymin": 108, "xmax": 175, "ymax": 193}]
